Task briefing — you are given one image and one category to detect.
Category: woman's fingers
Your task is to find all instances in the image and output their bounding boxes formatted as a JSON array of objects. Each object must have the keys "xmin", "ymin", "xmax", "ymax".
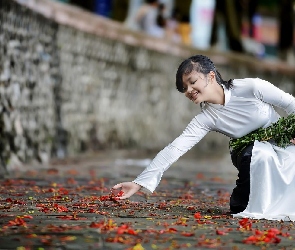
[
  {"xmin": 290, "ymin": 138, "xmax": 295, "ymax": 144},
  {"xmin": 111, "ymin": 182, "xmax": 141, "ymax": 200},
  {"xmin": 112, "ymin": 183, "xmax": 123, "ymax": 189}
]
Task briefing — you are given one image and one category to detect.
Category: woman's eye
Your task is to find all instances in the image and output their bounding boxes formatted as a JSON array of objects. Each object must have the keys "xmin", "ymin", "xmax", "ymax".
[{"xmin": 191, "ymin": 80, "xmax": 197, "ymax": 85}]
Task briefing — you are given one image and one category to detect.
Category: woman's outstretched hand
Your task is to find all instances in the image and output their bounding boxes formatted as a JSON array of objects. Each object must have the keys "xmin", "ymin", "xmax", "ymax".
[
  {"xmin": 291, "ymin": 138, "xmax": 295, "ymax": 144},
  {"xmin": 112, "ymin": 182, "xmax": 141, "ymax": 200}
]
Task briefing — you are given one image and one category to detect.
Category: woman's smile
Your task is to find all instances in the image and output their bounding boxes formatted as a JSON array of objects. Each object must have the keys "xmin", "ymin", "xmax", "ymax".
[{"xmin": 190, "ymin": 90, "xmax": 199, "ymax": 102}]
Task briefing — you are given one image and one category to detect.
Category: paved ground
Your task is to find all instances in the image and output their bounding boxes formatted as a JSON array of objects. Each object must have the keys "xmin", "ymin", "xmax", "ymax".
[{"xmin": 0, "ymin": 150, "xmax": 295, "ymax": 250}]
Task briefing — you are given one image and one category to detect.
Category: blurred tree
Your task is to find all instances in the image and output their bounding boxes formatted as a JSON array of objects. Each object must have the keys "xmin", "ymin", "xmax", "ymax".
[
  {"xmin": 174, "ymin": 0, "xmax": 191, "ymax": 45},
  {"xmin": 211, "ymin": 0, "xmax": 244, "ymax": 52},
  {"xmin": 70, "ymin": 0, "xmax": 94, "ymax": 12},
  {"xmin": 56, "ymin": 0, "xmax": 70, "ymax": 2},
  {"xmin": 258, "ymin": 0, "xmax": 278, "ymax": 14},
  {"xmin": 111, "ymin": 0, "xmax": 129, "ymax": 22},
  {"xmin": 278, "ymin": 0, "xmax": 294, "ymax": 62},
  {"xmin": 174, "ymin": 0, "xmax": 191, "ymax": 21},
  {"xmin": 247, "ymin": 0, "xmax": 259, "ymax": 38}
]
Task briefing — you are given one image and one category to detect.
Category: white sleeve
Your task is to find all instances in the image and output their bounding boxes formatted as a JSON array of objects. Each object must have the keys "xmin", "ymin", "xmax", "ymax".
[
  {"xmin": 253, "ymin": 78, "xmax": 295, "ymax": 115},
  {"xmin": 133, "ymin": 115, "xmax": 211, "ymax": 193}
]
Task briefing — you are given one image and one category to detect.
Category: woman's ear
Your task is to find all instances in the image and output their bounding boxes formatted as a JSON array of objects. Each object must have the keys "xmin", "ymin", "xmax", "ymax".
[
  {"xmin": 208, "ymin": 71, "xmax": 215, "ymax": 82},
  {"xmin": 209, "ymin": 71, "xmax": 215, "ymax": 79}
]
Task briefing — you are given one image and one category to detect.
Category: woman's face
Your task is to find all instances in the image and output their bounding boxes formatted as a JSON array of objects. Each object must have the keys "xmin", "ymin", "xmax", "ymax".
[{"xmin": 182, "ymin": 70, "xmax": 213, "ymax": 104}]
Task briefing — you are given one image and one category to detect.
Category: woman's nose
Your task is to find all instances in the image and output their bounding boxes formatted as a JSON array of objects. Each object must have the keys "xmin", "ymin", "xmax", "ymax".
[{"xmin": 186, "ymin": 85, "xmax": 193, "ymax": 94}]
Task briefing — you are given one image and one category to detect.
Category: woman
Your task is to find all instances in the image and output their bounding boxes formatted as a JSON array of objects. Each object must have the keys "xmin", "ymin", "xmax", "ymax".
[{"xmin": 113, "ymin": 55, "xmax": 295, "ymax": 220}]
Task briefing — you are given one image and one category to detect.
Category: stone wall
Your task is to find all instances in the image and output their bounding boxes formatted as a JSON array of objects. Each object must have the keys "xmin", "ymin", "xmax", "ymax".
[
  {"xmin": 0, "ymin": 1, "xmax": 59, "ymax": 170},
  {"xmin": 1, "ymin": 0, "xmax": 295, "ymax": 170}
]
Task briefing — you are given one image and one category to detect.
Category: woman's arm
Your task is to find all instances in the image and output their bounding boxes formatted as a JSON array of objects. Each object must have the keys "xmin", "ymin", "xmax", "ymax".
[
  {"xmin": 112, "ymin": 115, "xmax": 211, "ymax": 198},
  {"xmin": 253, "ymin": 78, "xmax": 295, "ymax": 146},
  {"xmin": 253, "ymin": 78, "xmax": 295, "ymax": 115}
]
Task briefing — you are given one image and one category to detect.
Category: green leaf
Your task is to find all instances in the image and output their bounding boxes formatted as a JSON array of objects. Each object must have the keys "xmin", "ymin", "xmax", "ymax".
[{"xmin": 229, "ymin": 114, "xmax": 295, "ymax": 151}]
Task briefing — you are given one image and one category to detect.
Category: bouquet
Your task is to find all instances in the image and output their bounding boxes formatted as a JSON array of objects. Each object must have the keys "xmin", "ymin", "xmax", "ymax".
[{"xmin": 229, "ymin": 114, "xmax": 295, "ymax": 152}]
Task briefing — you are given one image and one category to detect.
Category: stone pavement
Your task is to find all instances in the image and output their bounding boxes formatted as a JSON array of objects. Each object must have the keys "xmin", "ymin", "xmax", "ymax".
[{"xmin": 0, "ymin": 150, "xmax": 295, "ymax": 250}]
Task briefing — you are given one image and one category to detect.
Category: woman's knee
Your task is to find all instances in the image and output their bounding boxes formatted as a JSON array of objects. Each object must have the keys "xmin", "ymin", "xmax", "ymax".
[{"xmin": 255, "ymin": 147, "xmax": 274, "ymax": 163}]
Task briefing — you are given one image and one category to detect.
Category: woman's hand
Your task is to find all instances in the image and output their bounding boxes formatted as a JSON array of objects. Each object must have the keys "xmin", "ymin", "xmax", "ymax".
[
  {"xmin": 291, "ymin": 138, "xmax": 295, "ymax": 144},
  {"xmin": 112, "ymin": 182, "xmax": 141, "ymax": 200}
]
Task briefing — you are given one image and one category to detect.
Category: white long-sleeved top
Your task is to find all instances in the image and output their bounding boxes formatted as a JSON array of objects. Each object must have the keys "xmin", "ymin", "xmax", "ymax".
[{"xmin": 133, "ymin": 78, "xmax": 295, "ymax": 193}]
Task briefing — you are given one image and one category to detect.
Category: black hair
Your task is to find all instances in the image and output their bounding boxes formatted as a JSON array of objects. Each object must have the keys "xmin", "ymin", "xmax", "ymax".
[{"xmin": 176, "ymin": 55, "xmax": 233, "ymax": 93}]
